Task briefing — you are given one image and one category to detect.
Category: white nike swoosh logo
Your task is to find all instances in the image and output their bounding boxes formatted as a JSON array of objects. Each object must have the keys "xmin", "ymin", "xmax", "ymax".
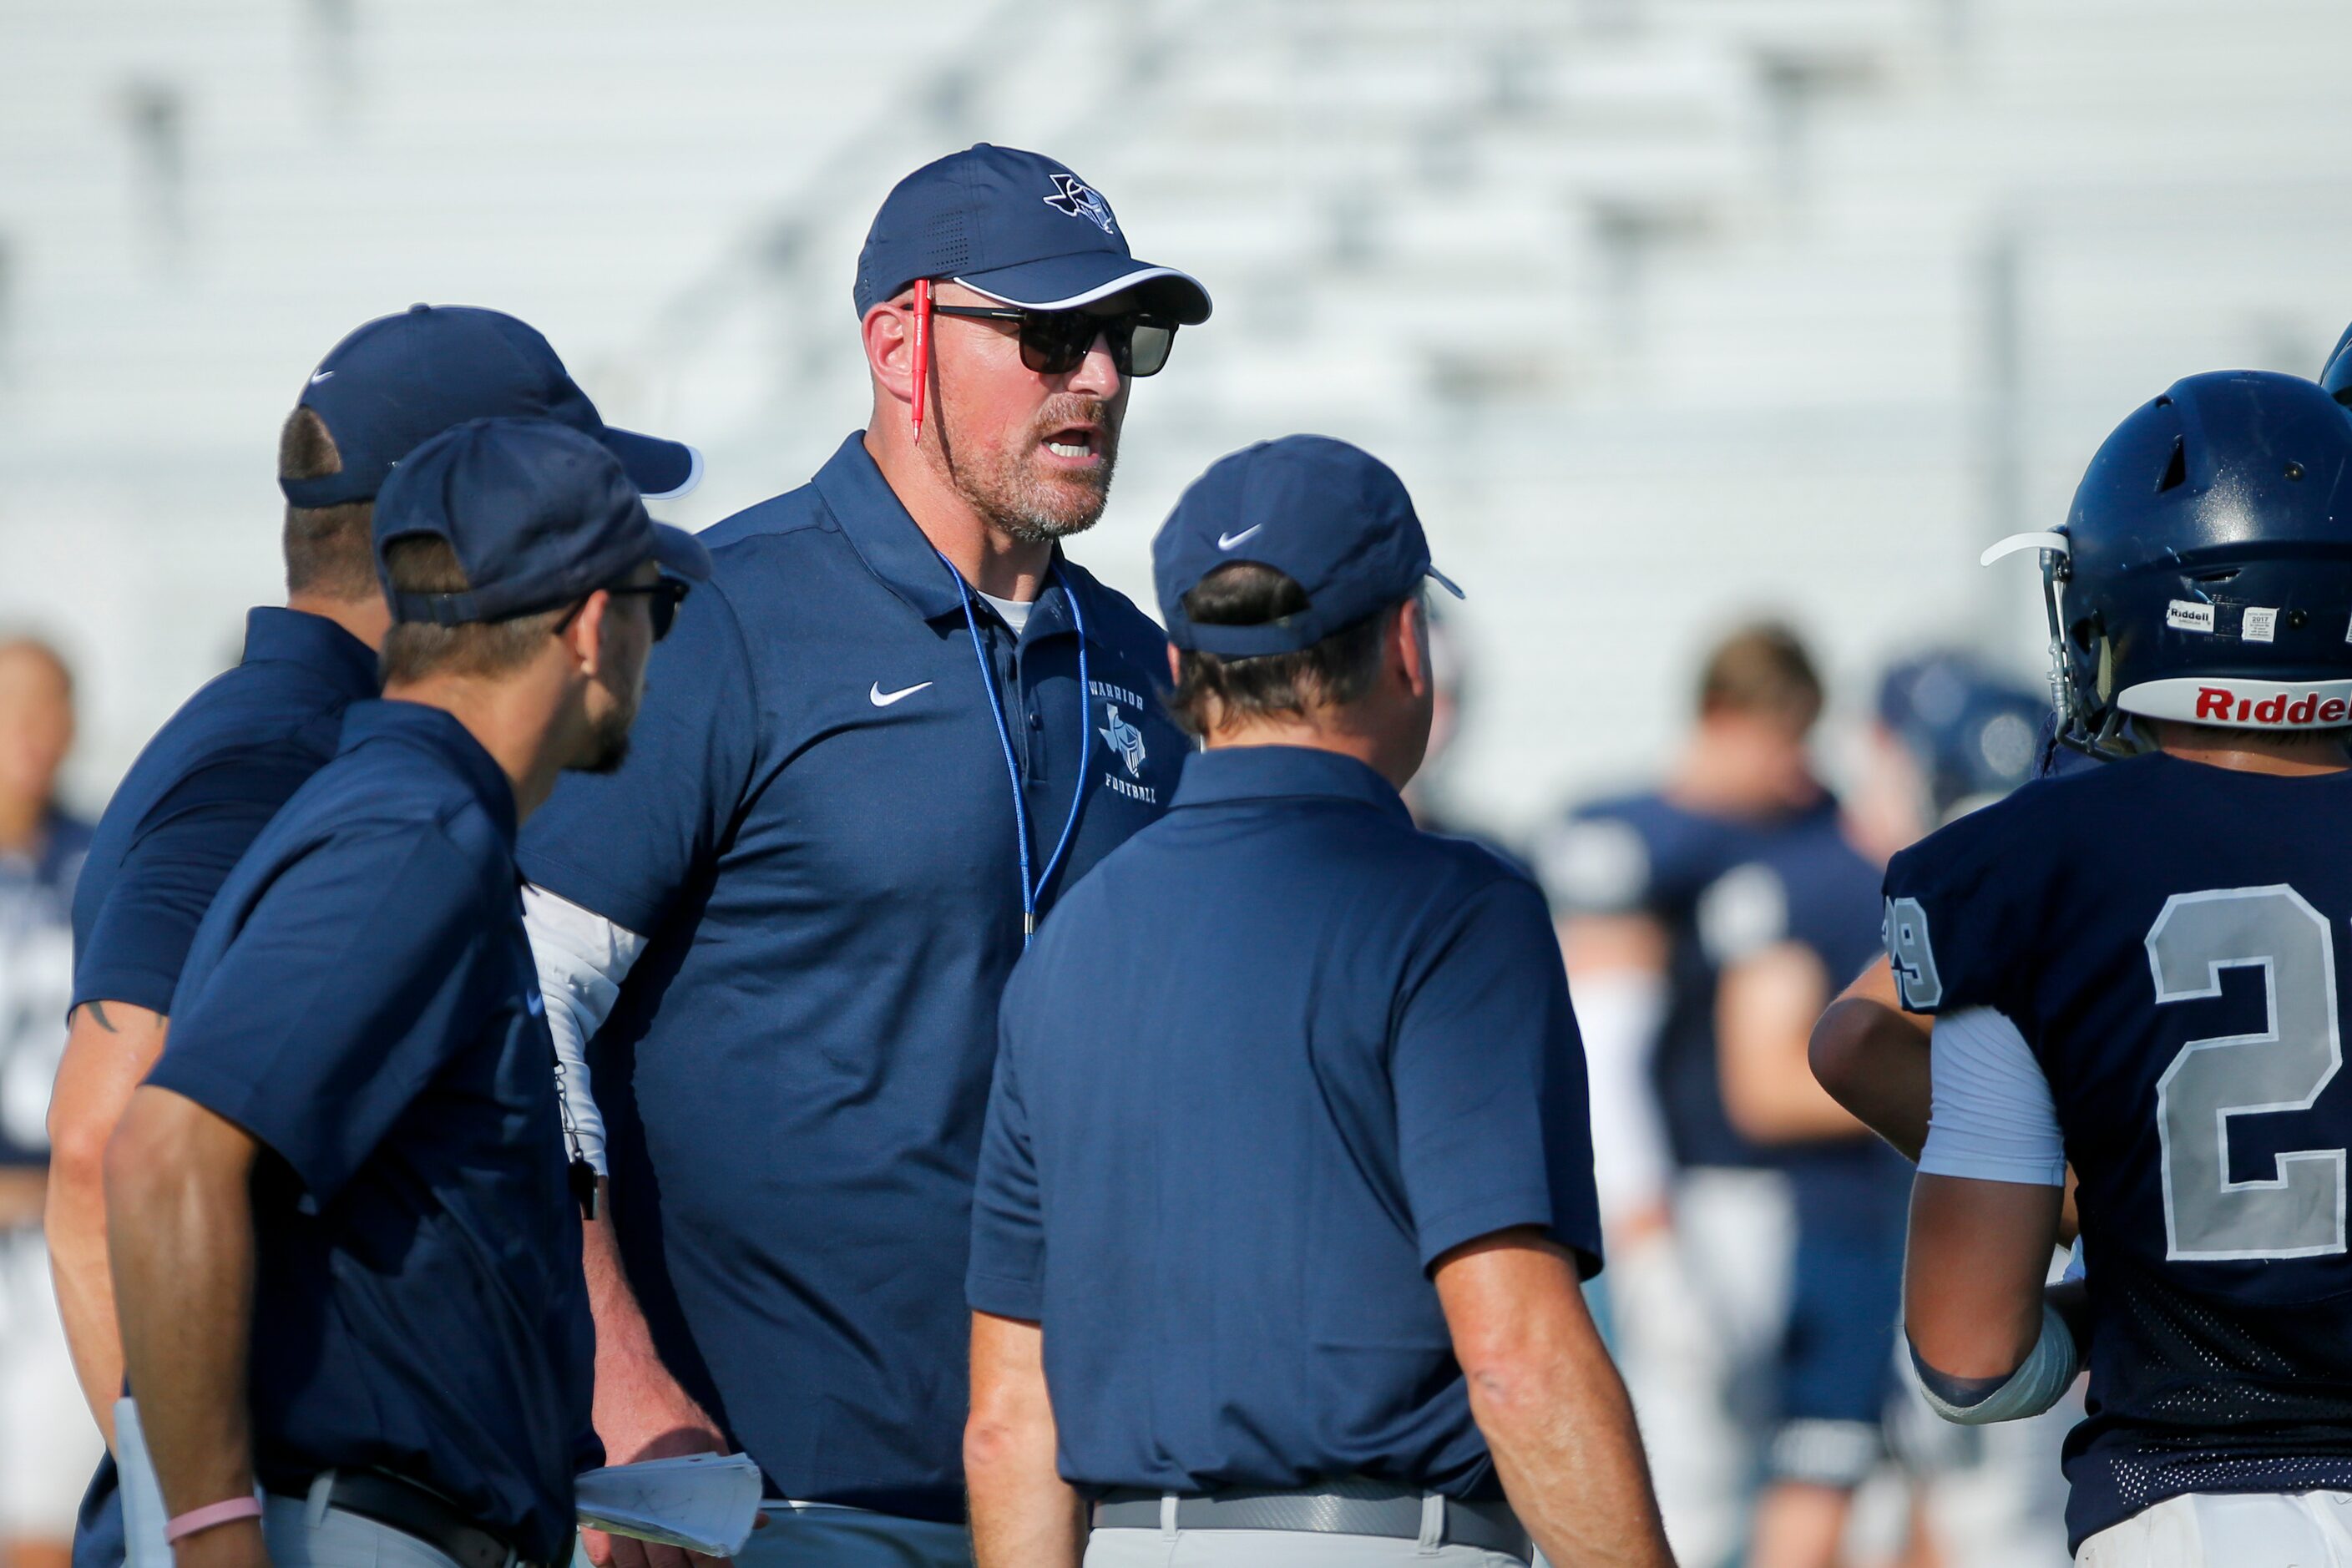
[
  {"xmin": 309, "ymin": 370, "xmax": 334, "ymax": 384},
  {"xmin": 869, "ymin": 681, "xmax": 933, "ymax": 708},
  {"xmin": 1216, "ymin": 524, "xmax": 1263, "ymax": 551}
]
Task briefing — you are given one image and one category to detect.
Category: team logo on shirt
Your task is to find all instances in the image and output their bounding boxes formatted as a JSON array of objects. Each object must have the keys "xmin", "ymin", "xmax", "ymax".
[
  {"xmin": 1099, "ymin": 704, "xmax": 1148, "ymax": 776},
  {"xmin": 1043, "ymin": 173, "xmax": 1117, "ymax": 235}
]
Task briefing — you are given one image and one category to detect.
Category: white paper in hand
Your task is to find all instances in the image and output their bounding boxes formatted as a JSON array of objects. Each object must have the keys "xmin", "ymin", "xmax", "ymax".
[{"xmin": 574, "ymin": 1453, "xmax": 762, "ymax": 1558}]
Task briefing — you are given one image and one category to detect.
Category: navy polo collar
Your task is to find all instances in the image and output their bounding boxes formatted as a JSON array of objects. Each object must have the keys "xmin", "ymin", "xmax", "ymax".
[
  {"xmin": 337, "ymin": 699, "xmax": 518, "ymax": 845},
  {"xmin": 1171, "ymin": 744, "xmax": 1411, "ymax": 824},
  {"xmin": 810, "ymin": 432, "xmax": 1095, "ymax": 642},
  {"xmin": 242, "ymin": 606, "xmax": 380, "ymax": 697}
]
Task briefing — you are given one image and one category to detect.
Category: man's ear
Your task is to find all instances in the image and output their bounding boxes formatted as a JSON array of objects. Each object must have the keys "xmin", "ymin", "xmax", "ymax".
[
  {"xmin": 1166, "ymin": 642, "xmax": 1181, "ymax": 685},
  {"xmin": 566, "ymin": 590, "xmax": 611, "ymax": 677},
  {"xmin": 1393, "ymin": 598, "xmax": 1432, "ymax": 699},
  {"xmin": 862, "ymin": 299, "xmax": 914, "ymax": 407}
]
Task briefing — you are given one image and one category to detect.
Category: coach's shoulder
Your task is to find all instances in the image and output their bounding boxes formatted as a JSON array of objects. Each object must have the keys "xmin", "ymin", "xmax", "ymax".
[{"xmin": 696, "ymin": 477, "xmax": 836, "ymax": 554}]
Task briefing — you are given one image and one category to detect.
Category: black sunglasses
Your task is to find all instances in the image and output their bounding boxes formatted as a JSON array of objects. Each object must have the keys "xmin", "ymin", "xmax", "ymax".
[
  {"xmin": 929, "ymin": 304, "xmax": 1177, "ymax": 377},
  {"xmin": 554, "ymin": 577, "xmax": 690, "ymax": 641}
]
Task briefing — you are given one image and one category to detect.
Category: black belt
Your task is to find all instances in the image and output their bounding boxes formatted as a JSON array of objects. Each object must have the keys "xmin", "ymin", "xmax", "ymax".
[
  {"xmin": 267, "ymin": 1469, "xmax": 540, "ymax": 1568},
  {"xmin": 1093, "ymin": 1479, "xmax": 1528, "ymax": 1557}
]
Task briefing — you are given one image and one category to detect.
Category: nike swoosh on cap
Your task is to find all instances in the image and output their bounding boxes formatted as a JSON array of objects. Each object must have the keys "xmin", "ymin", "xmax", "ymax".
[
  {"xmin": 1216, "ymin": 524, "xmax": 1263, "ymax": 551},
  {"xmin": 309, "ymin": 370, "xmax": 335, "ymax": 384},
  {"xmin": 869, "ymin": 681, "xmax": 933, "ymax": 707}
]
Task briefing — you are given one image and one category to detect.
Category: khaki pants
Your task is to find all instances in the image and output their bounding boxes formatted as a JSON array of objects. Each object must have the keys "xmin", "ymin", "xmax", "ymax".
[
  {"xmin": 260, "ymin": 1489, "xmax": 470, "ymax": 1568},
  {"xmin": 1085, "ymin": 1525, "xmax": 1527, "ymax": 1566},
  {"xmin": 732, "ymin": 1500, "xmax": 968, "ymax": 1568}
]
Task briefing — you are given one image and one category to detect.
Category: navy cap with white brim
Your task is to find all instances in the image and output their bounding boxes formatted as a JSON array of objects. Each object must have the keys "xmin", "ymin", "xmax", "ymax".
[{"xmin": 854, "ymin": 144, "xmax": 1211, "ymax": 326}]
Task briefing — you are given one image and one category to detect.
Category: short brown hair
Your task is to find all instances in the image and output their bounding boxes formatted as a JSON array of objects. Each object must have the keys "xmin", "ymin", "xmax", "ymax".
[
  {"xmin": 1697, "ymin": 622, "xmax": 1823, "ymax": 731},
  {"xmin": 377, "ymin": 537, "xmax": 566, "ymax": 685},
  {"xmin": 1166, "ymin": 563, "xmax": 1398, "ymax": 736},
  {"xmin": 278, "ymin": 407, "xmax": 377, "ymax": 601}
]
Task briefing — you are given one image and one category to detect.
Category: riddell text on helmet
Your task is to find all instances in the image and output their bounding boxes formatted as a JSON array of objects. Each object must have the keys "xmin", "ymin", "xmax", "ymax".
[{"xmin": 2197, "ymin": 687, "xmax": 2351, "ymax": 724}]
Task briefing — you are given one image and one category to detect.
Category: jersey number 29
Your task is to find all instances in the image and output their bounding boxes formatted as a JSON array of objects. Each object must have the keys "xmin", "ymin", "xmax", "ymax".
[{"xmin": 2151, "ymin": 885, "xmax": 2348, "ymax": 1262}]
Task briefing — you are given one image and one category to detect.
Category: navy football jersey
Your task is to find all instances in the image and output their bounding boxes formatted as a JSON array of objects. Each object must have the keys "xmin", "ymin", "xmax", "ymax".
[
  {"xmin": 1885, "ymin": 753, "xmax": 2352, "ymax": 1546},
  {"xmin": 1539, "ymin": 791, "xmax": 1843, "ymax": 1171}
]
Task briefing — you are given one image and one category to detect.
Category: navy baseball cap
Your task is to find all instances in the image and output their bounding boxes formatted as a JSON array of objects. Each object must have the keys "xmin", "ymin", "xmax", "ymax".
[
  {"xmin": 285, "ymin": 304, "xmax": 702, "ymax": 509},
  {"xmin": 853, "ymin": 144, "xmax": 1211, "ymax": 325},
  {"xmin": 1155, "ymin": 435, "xmax": 1462, "ymax": 657},
  {"xmin": 373, "ymin": 417, "xmax": 711, "ymax": 627}
]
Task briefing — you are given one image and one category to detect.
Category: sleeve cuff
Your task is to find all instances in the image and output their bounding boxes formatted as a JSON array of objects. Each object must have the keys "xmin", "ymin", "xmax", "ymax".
[
  {"xmin": 965, "ymin": 1269, "xmax": 1044, "ymax": 1323},
  {"xmin": 518, "ymin": 852, "xmax": 665, "ymax": 943},
  {"xmin": 1415, "ymin": 1191, "xmax": 1561, "ymax": 1271},
  {"xmin": 142, "ymin": 1055, "xmax": 349, "ymax": 1206},
  {"xmin": 70, "ymin": 965, "xmax": 182, "ymax": 1019},
  {"xmin": 1916, "ymin": 1148, "xmax": 2066, "ymax": 1186}
]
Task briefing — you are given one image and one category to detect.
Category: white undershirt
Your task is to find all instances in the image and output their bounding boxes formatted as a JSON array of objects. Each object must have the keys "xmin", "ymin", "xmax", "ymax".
[
  {"xmin": 979, "ymin": 590, "xmax": 1033, "ymax": 634},
  {"xmin": 1917, "ymin": 1005, "xmax": 2067, "ymax": 1186},
  {"xmin": 522, "ymin": 884, "xmax": 648, "ymax": 1176}
]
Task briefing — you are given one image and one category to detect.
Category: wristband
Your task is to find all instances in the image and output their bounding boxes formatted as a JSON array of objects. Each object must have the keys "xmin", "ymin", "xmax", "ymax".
[{"xmin": 164, "ymin": 1496, "xmax": 263, "ymax": 1544}]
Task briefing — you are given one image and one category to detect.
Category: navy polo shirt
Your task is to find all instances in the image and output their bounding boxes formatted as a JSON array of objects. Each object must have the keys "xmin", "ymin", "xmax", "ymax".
[
  {"xmin": 969, "ymin": 745, "xmax": 1602, "ymax": 1497},
  {"xmin": 517, "ymin": 432, "xmax": 1186, "ymax": 1519},
  {"xmin": 146, "ymin": 701, "xmax": 598, "ymax": 1561},
  {"xmin": 69, "ymin": 607, "xmax": 375, "ymax": 1568},
  {"xmin": 73, "ymin": 608, "xmax": 378, "ymax": 1015}
]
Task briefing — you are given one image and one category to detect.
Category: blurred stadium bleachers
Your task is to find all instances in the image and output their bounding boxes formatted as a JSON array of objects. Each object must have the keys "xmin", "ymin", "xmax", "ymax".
[{"xmin": 3, "ymin": 0, "xmax": 2349, "ymax": 832}]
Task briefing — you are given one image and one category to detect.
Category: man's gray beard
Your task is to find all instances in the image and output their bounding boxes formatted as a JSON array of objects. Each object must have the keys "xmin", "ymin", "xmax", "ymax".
[{"xmin": 942, "ymin": 403, "xmax": 1119, "ymax": 545}]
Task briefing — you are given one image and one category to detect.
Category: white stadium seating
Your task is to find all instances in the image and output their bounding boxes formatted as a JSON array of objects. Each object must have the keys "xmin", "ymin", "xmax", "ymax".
[{"xmin": 3, "ymin": 0, "xmax": 2349, "ymax": 830}]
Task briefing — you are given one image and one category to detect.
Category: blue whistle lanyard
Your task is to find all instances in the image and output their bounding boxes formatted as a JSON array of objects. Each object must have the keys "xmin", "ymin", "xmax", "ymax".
[{"xmin": 937, "ymin": 552, "xmax": 1091, "ymax": 945}]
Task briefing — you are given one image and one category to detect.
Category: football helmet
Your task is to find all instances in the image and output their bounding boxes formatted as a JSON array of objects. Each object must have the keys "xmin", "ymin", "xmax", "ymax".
[
  {"xmin": 1876, "ymin": 653, "xmax": 2046, "ymax": 817},
  {"xmin": 1985, "ymin": 370, "xmax": 2352, "ymax": 756},
  {"xmin": 2324, "ymin": 320, "xmax": 2352, "ymax": 405}
]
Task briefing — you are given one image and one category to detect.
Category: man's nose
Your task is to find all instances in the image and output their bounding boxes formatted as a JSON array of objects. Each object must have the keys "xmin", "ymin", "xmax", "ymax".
[{"xmin": 1065, "ymin": 331, "xmax": 1124, "ymax": 400}]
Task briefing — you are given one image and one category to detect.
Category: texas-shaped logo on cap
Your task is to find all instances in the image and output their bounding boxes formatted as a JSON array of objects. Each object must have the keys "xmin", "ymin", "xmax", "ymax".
[{"xmin": 1043, "ymin": 172, "xmax": 1116, "ymax": 235}]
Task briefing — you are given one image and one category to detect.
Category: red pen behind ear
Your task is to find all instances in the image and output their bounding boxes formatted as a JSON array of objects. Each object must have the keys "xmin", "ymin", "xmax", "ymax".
[{"xmin": 910, "ymin": 278, "xmax": 933, "ymax": 446}]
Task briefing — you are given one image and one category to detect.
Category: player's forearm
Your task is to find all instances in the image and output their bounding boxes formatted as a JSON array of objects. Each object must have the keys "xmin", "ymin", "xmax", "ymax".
[
  {"xmin": 1808, "ymin": 992, "xmax": 1932, "ymax": 1161},
  {"xmin": 104, "ymin": 1087, "xmax": 258, "ymax": 1515},
  {"xmin": 48, "ymin": 1001, "xmax": 170, "ymax": 1443},
  {"xmin": 965, "ymin": 1314, "xmax": 1083, "ymax": 1568}
]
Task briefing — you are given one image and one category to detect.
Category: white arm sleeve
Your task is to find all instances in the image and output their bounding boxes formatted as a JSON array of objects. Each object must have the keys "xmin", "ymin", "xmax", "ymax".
[
  {"xmin": 1570, "ymin": 968, "xmax": 1672, "ymax": 1222},
  {"xmin": 523, "ymin": 883, "xmax": 648, "ymax": 1177},
  {"xmin": 1917, "ymin": 1005, "xmax": 2066, "ymax": 1186}
]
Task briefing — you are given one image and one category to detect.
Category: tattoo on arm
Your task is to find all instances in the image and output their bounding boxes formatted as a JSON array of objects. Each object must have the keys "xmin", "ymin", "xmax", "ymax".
[{"xmin": 84, "ymin": 1000, "xmax": 117, "ymax": 1034}]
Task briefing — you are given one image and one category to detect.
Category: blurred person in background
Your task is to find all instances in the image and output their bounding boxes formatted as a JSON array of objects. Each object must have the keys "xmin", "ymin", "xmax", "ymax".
[
  {"xmin": 1845, "ymin": 655, "xmax": 2043, "ymax": 865},
  {"xmin": 1783, "ymin": 655, "xmax": 2075, "ymax": 1568},
  {"xmin": 46, "ymin": 306, "xmax": 695, "ymax": 1568},
  {"xmin": 1697, "ymin": 660, "xmax": 2021, "ymax": 1568},
  {"xmin": 1532, "ymin": 623, "xmax": 1834, "ymax": 1567},
  {"xmin": 0, "ymin": 639, "xmax": 95, "ymax": 1568}
]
